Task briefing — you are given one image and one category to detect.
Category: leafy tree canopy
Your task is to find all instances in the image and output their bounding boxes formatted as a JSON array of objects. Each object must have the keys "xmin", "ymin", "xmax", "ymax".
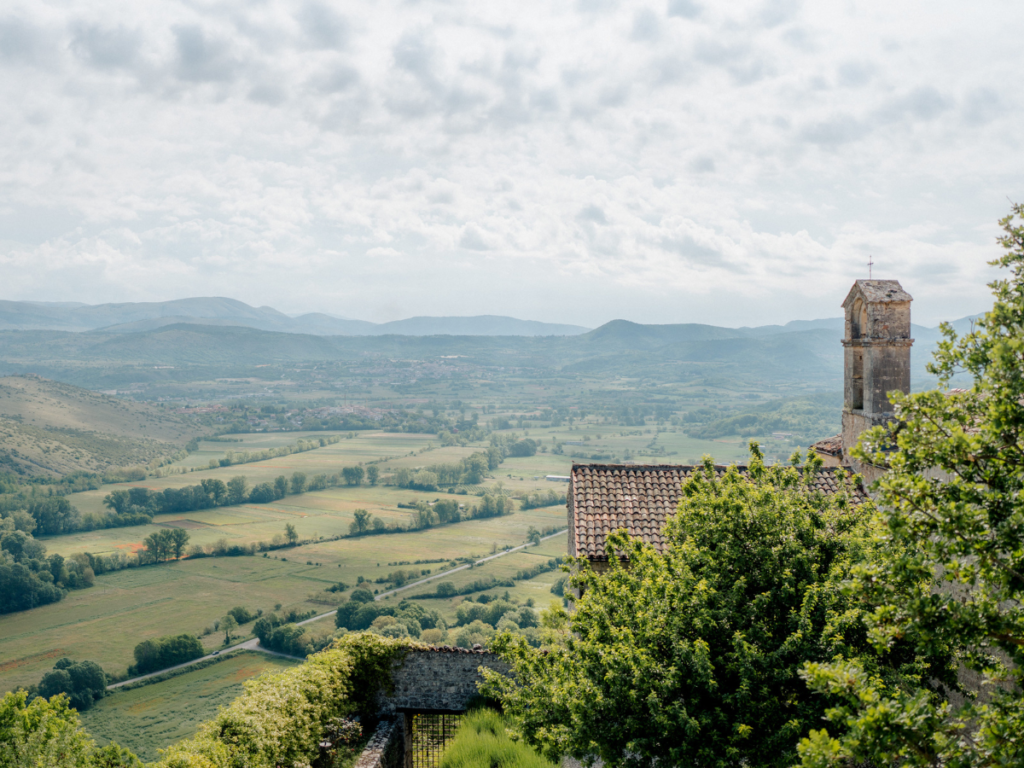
[
  {"xmin": 797, "ymin": 204, "xmax": 1024, "ymax": 768},
  {"xmin": 486, "ymin": 448, "xmax": 951, "ymax": 768}
]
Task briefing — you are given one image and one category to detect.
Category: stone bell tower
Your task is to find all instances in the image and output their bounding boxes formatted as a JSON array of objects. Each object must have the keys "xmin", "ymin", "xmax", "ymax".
[{"xmin": 840, "ymin": 280, "xmax": 913, "ymax": 476}]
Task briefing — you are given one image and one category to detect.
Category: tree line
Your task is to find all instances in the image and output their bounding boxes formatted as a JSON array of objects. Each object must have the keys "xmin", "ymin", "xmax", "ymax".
[{"xmin": 0, "ymin": 520, "xmax": 93, "ymax": 614}]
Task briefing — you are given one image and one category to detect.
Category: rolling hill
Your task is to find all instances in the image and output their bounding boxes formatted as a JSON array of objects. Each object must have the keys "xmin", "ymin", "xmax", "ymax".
[
  {"xmin": 0, "ymin": 299, "xmax": 589, "ymax": 337},
  {"xmin": 0, "ymin": 376, "xmax": 203, "ymax": 477}
]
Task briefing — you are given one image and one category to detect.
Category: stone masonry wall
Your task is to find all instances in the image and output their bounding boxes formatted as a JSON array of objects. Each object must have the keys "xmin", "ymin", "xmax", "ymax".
[
  {"xmin": 379, "ymin": 647, "xmax": 510, "ymax": 714},
  {"xmin": 353, "ymin": 718, "xmax": 405, "ymax": 768}
]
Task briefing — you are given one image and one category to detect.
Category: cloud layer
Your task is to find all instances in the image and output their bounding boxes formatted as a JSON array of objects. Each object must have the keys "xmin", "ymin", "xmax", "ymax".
[{"xmin": 0, "ymin": 0, "xmax": 1020, "ymax": 326}]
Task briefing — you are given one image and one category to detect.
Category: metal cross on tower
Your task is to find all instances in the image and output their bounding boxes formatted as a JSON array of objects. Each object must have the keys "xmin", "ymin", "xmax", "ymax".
[{"xmin": 868, "ymin": 255, "xmax": 874, "ymax": 279}]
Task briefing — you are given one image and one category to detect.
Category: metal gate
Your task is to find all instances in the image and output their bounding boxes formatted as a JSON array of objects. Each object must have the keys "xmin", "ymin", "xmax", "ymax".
[{"xmin": 410, "ymin": 713, "xmax": 462, "ymax": 768}]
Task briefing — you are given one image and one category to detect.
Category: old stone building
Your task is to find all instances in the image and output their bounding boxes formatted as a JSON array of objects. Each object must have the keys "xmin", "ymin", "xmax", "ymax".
[
  {"xmin": 822, "ymin": 279, "xmax": 914, "ymax": 482},
  {"xmin": 567, "ymin": 278, "xmax": 914, "ymax": 567}
]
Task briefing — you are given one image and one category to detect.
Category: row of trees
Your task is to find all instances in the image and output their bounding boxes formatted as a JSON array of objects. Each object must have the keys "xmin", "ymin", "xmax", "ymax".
[
  {"xmin": 129, "ymin": 634, "xmax": 204, "ymax": 676},
  {"xmin": 103, "ymin": 470, "xmax": 341, "ymax": 517},
  {"xmin": 334, "ymin": 592, "xmax": 445, "ymax": 636},
  {"xmin": 209, "ymin": 436, "xmax": 342, "ymax": 469},
  {"xmin": 143, "ymin": 528, "xmax": 190, "ymax": 562}
]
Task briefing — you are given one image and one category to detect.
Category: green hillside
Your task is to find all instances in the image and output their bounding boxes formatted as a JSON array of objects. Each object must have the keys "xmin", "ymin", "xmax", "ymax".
[{"xmin": 0, "ymin": 375, "xmax": 203, "ymax": 477}]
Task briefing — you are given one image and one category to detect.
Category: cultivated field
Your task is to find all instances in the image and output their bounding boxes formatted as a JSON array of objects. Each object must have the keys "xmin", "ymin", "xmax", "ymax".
[
  {"xmin": 0, "ymin": 506, "xmax": 566, "ymax": 692},
  {"xmin": 3, "ymin": 426, "xmax": 761, "ymax": 694},
  {"xmin": 79, "ymin": 652, "xmax": 300, "ymax": 762}
]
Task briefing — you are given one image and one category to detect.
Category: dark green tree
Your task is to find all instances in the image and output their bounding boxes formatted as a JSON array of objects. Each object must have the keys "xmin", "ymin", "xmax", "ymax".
[
  {"xmin": 168, "ymin": 528, "xmax": 189, "ymax": 560},
  {"xmin": 350, "ymin": 509, "xmax": 371, "ymax": 535},
  {"xmin": 28, "ymin": 497, "xmax": 79, "ymax": 535},
  {"xmin": 38, "ymin": 658, "xmax": 106, "ymax": 710},
  {"xmin": 365, "ymin": 465, "xmax": 380, "ymax": 485},
  {"xmin": 274, "ymin": 475, "xmax": 288, "ymax": 500},
  {"xmin": 285, "ymin": 523, "xmax": 299, "ymax": 545},
  {"xmin": 201, "ymin": 478, "xmax": 228, "ymax": 505},
  {"xmin": 103, "ymin": 490, "xmax": 130, "ymax": 515},
  {"xmin": 342, "ymin": 466, "xmax": 365, "ymax": 486},
  {"xmin": 226, "ymin": 476, "xmax": 248, "ymax": 505},
  {"xmin": 290, "ymin": 472, "xmax": 307, "ymax": 495}
]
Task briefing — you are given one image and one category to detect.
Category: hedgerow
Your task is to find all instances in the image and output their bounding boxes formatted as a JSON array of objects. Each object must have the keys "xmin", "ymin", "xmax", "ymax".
[{"xmin": 158, "ymin": 633, "xmax": 409, "ymax": 768}]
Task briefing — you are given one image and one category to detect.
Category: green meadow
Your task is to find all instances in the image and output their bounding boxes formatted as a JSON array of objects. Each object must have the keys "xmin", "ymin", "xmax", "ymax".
[
  {"xmin": 79, "ymin": 652, "xmax": 300, "ymax": 762},
  {"xmin": 0, "ymin": 507, "xmax": 566, "ymax": 692},
  {"xmin": 3, "ymin": 426, "xmax": 760, "ymax": 694}
]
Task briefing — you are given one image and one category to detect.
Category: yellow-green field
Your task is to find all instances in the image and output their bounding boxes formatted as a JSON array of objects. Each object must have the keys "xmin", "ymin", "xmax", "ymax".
[
  {"xmin": 3, "ymin": 427, "xmax": 758, "ymax": 695},
  {"xmin": 367, "ymin": 533, "xmax": 570, "ymax": 628},
  {"xmin": 79, "ymin": 652, "xmax": 300, "ymax": 762}
]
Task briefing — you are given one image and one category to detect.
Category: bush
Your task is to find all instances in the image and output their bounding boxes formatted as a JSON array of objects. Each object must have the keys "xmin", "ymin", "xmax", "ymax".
[
  {"xmin": 439, "ymin": 709, "xmax": 555, "ymax": 768},
  {"xmin": 130, "ymin": 634, "xmax": 204, "ymax": 676},
  {"xmin": 227, "ymin": 606, "xmax": 258, "ymax": 624},
  {"xmin": 159, "ymin": 634, "xmax": 408, "ymax": 768},
  {"xmin": 436, "ymin": 582, "xmax": 457, "ymax": 598},
  {"xmin": 37, "ymin": 658, "xmax": 107, "ymax": 711}
]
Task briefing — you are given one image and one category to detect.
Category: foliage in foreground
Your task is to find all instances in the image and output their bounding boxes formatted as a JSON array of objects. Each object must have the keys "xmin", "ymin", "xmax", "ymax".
[
  {"xmin": 0, "ymin": 690, "xmax": 140, "ymax": 768},
  {"xmin": 2, "ymin": 634, "xmax": 410, "ymax": 768},
  {"xmin": 485, "ymin": 448, "xmax": 954, "ymax": 768},
  {"xmin": 159, "ymin": 633, "xmax": 408, "ymax": 768},
  {"xmin": 796, "ymin": 204, "xmax": 1024, "ymax": 768},
  {"xmin": 439, "ymin": 709, "xmax": 555, "ymax": 768}
]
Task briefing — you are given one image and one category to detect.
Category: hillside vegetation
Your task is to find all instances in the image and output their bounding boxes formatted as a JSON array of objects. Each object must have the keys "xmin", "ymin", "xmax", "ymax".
[{"xmin": 0, "ymin": 376, "xmax": 201, "ymax": 477}]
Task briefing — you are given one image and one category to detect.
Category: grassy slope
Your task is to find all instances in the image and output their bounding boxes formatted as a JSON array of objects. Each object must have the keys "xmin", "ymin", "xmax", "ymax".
[
  {"xmin": 79, "ymin": 652, "xmax": 300, "ymax": 762},
  {"xmin": 0, "ymin": 375, "xmax": 202, "ymax": 476}
]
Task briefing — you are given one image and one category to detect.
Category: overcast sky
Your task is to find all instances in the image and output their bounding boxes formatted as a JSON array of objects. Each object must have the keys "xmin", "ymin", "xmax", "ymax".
[{"xmin": 1, "ymin": 0, "xmax": 1020, "ymax": 328}]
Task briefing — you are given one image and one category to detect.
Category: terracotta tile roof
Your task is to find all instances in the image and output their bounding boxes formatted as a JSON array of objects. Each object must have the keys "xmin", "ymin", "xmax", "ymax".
[
  {"xmin": 811, "ymin": 433, "xmax": 843, "ymax": 457},
  {"xmin": 569, "ymin": 463, "xmax": 867, "ymax": 562}
]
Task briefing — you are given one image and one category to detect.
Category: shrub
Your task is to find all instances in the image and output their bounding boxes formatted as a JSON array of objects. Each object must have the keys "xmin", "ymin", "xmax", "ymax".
[
  {"xmin": 435, "ymin": 582, "xmax": 457, "ymax": 598},
  {"xmin": 439, "ymin": 709, "xmax": 555, "ymax": 768},
  {"xmin": 130, "ymin": 634, "xmax": 203, "ymax": 676},
  {"xmin": 227, "ymin": 606, "xmax": 257, "ymax": 624},
  {"xmin": 349, "ymin": 588, "xmax": 375, "ymax": 604},
  {"xmin": 0, "ymin": 690, "xmax": 141, "ymax": 766},
  {"xmin": 159, "ymin": 634, "xmax": 408, "ymax": 768},
  {"xmin": 37, "ymin": 658, "xmax": 107, "ymax": 711}
]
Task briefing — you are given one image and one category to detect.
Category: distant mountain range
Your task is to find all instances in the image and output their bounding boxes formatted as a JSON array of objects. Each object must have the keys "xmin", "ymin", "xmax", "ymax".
[
  {"xmin": 0, "ymin": 297, "xmax": 984, "ymax": 341},
  {"xmin": 0, "ymin": 298, "xmax": 589, "ymax": 337}
]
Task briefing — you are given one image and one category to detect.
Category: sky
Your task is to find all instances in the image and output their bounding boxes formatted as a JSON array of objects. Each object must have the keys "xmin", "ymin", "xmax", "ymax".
[{"xmin": 0, "ymin": 0, "xmax": 1021, "ymax": 328}]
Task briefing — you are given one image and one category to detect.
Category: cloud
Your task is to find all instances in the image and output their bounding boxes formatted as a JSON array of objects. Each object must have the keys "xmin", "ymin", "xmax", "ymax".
[
  {"xmin": 173, "ymin": 25, "xmax": 238, "ymax": 83},
  {"xmin": 0, "ymin": 0, "xmax": 1016, "ymax": 329},
  {"xmin": 0, "ymin": 16, "xmax": 51, "ymax": 65},
  {"xmin": 577, "ymin": 205, "xmax": 608, "ymax": 224},
  {"xmin": 70, "ymin": 24, "xmax": 142, "ymax": 70},
  {"xmin": 297, "ymin": 3, "xmax": 349, "ymax": 50},
  {"xmin": 458, "ymin": 224, "xmax": 492, "ymax": 250},
  {"xmin": 631, "ymin": 8, "xmax": 661, "ymax": 41},
  {"xmin": 667, "ymin": 0, "xmax": 702, "ymax": 19}
]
